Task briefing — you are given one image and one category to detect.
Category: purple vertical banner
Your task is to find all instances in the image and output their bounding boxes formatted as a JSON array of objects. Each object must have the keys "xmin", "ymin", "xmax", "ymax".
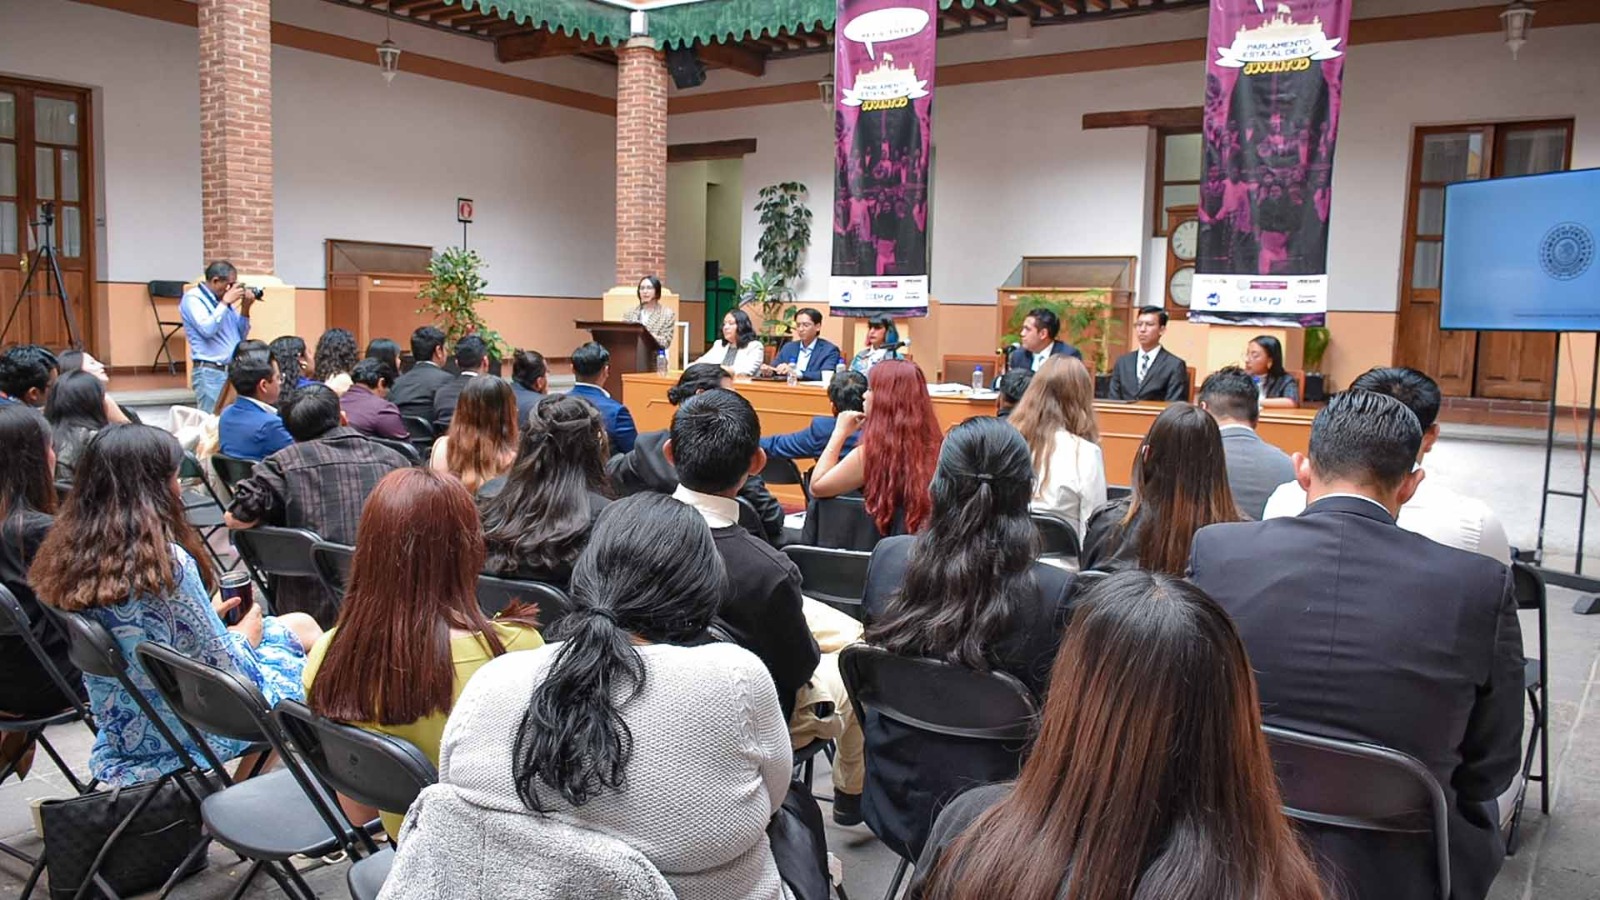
[
  {"xmin": 828, "ymin": 0, "xmax": 935, "ymax": 318},
  {"xmin": 1191, "ymin": 0, "xmax": 1352, "ymax": 327}
]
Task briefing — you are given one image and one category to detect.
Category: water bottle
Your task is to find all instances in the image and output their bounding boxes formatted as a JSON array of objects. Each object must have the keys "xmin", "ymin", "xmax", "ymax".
[
  {"xmin": 655, "ymin": 349, "xmax": 668, "ymax": 377},
  {"xmin": 786, "ymin": 368, "xmax": 798, "ymax": 387},
  {"xmin": 972, "ymin": 366, "xmax": 985, "ymax": 392}
]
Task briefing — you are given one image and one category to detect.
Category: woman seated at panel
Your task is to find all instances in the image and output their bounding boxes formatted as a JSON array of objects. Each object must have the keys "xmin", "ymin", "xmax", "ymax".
[
  {"xmin": 384, "ymin": 494, "xmax": 793, "ymax": 899},
  {"xmin": 810, "ymin": 359, "xmax": 943, "ymax": 541},
  {"xmin": 313, "ymin": 327, "xmax": 360, "ymax": 396},
  {"xmin": 622, "ymin": 274, "xmax": 677, "ymax": 352},
  {"xmin": 691, "ymin": 309, "xmax": 765, "ymax": 377},
  {"xmin": 30, "ymin": 425, "xmax": 323, "ymax": 785},
  {"xmin": 304, "ymin": 467, "xmax": 543, "ymax": 835},
  {"xmin": 431, "ymin": 376, "xmax": 519, "ymax": 494},
  {"xmin": 478, "ymin": 394, "xmax": 613, "ymax": 589},
  {"xmin": 857, "ymin": 417, "xmax": 1077, "ymax": 862},
  {"xmin": 1078, "ymin": 402, "xmax": 1241, "ymax": 574},
  {"xmin": 1245, "ymin": 334, "xmax": 1301, "ymax": 408},
  {"xmin": 848, "ymin": 314, "xmax": 903, "ymax": 375},
  {"xmin": 910, "ymin": 570, "xmax": 1325, "ymax": 900},
  {"xmin": 44, "ymin": 370, "xmax": 111, "ymax": 485},
  {"xmin": 1007, "ymin": 356, "xmax": 1106, "ymax": 538}
]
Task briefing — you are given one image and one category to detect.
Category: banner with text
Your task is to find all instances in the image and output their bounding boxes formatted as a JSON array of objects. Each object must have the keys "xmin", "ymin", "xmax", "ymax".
[
  {"xmin": 1191, "ymin": 0, "xmax": 1351, "ymax": 326},
  {"xmin": 829, "ymin": 0, "xmax": 935, "ymax": 317}
]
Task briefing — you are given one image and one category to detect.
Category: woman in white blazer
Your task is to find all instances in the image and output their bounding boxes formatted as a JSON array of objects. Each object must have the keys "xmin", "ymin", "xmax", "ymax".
[{"xmin": 692, "ymin": 309, "xmax": 766, "ymax": 377}]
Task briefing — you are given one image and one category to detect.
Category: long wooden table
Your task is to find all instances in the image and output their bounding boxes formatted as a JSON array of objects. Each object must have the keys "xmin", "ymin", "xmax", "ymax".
[{"xmin": 622, "ymin": 373, "xmax": 1316, "ymax": 502}]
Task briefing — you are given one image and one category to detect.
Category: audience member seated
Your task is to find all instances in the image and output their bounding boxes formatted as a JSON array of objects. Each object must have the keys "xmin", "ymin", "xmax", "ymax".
[
  {"xmin": 1244, "ymin": 334, "xmax": 1301, "ymax": 408},
  {"xmin": 1198, "ymin": 366, "xmax": 1295, "ymax": 520},
  {"xmin": 305, "ymin": 467, "xmax": 543, "ymax": 835},
  {"xmin": 568, "ymin": 341, "xmax": 637, "ymax": 454},
  {"xmin": 218, "ymin": 341, "xmax": 294, "ymax": 461},
  {"xmin": 57, "ymin": 350, "xmax": 134, "ymax": 424},
  {"xmin": 849, "ymin": 313, "xmax": 903, "ymax": 376},
  {"xmin": 1264, "ymin": 366, "xmax": 1512, "ymax": 564},
  {"xmin": 1079, "ymin": 402, "xmax": 1238, "ymax": 574},
  {"xmin": 607, "ymin": 365, "xmax": 785, "ymax": 544},
  {"xmin": 432, "ymin": 335, "xmax": 491, "ymax": 431},
  {"xmin": 340, "ymin": 357, "xmax": 407, "ymax": 440},
  {"xmin": 480, "ymin": 394, "xmax": 613, "ymax": 589},
  {"xmin": 389, "ymin": 326, "xmax": 454, "ymax": 422},
  {"xmin": 911, "ymin": 570, "xmax": 1325, "ymax": 900},
  {"xmin": 667, "ymin": 390, "xmax": 819, "ymax": 721},
  {"xmin": 1107, "ymin": 306, "xmax": 1189, "ymax": 402},
  {"xmin": 363, "ymin": 337, "xmax": 402, "ymax": 375},
  {"xmin": 993, "ymin": 368, "xmax": 1031, "ymax": 419},
  {"xmin": 691, "ymin": 309, "xmax": 765, "ymax": 377},
  {"xmin": 1004, "ymin": 307, "xmax": 1082, "ymax": 372},
  {"xmin": 226, "ymin": 385, "xmax": 410, "ymax": 625},
  {"xmin": 1189, "ymin": 389, "xmax": 1523, "ymax": 900},
  {"xmin": 763, "ymin": 307, "xmax": 842, "ymax": 381},
  {"xmin": 313, "ymin": 327, "xmax": 359, "ymax": 396},
  {"xmin": 509, "ymin": 349, "xmax": 548, "ymax": 426},
  {"xmin": 860, "ymin": 417, "xmax": 1077, "ymax": 858},
  {"xmin": 0, "ymin": 344, "xmax": 58, "ymax": 408},
  {"xmin": 760, "ymin": 369, "xmax": 866, "ymax": 461},
  {"xmin": 43, "ymin": 371, "xmax": 110, "ymax": 485},
  {"xmin": 1009, "ymin": 356, "xmax": 1105, "ymax": 536},
  {"xmin": 268, "ymin": 334, "xmax": 315, "ymax": 395},
  {"xmin": 391, "ymin": 494, "xmax": 792, "ymax": 899},
  {"xmin": 0, "ymin": 406, "xmax": 85, "ymax": 729},
  {"xmin": 431, "ymin": 376, "xmax": 519, "ymax": 494},
  {"xmin": 812, "ymin": 360, "xmax": 943, "ymax": 538},
  {"xmin": 31, "ymin": 425, "xmax": 323, "ymax": 785}
]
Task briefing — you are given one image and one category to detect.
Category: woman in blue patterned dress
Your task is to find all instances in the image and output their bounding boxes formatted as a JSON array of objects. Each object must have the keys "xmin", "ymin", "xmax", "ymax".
[{"xmin": 30, "ymin": 424, "xmax": 322, "ymax": 785}]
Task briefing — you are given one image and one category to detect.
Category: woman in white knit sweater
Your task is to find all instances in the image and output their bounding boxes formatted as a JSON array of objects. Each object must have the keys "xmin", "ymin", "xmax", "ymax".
[
  {"xmin": 1008, "ymin": 355, "xmax": 1107, "ymax": 538},
  {"xmin": 400, "ymin": 493, "xmax": 793, "ymax": 900}
]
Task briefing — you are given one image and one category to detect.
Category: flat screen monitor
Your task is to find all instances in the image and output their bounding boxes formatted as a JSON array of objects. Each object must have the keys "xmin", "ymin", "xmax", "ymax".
[{"xmin": 1440, "ymin": 168, "xmax": 1600, "ymax": 332}]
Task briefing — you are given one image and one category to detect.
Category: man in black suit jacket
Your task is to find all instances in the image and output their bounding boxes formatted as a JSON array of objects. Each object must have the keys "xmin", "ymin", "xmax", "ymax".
[
  {"xmin": 1004, "ymin": 307, "xmax": 1082, "ymax": 372},
  {"xmin": 388, "ymin": 326, "xmax": 454, "ymax": 423},
  {"xmin": 1188, "ymin": 390, "xmax": 1523, "ymax": 900},
  {"xmin": 431, "ymin": 335, "xmax": 490, "ymax": 431},
  {"xmin": 1107, "ymin": 306, "xmax": 1188, "ymax": 402}
]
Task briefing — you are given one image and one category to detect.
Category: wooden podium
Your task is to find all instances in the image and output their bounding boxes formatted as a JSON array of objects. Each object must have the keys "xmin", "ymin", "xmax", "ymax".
[{"xmin": 576, "ymin": 320, "xmax": 662, "ymax": 397}]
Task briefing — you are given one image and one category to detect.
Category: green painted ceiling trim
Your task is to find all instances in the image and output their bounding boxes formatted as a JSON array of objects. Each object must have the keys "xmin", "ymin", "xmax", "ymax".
[
  {"xmin": 438, "ymin": 0, "xmax": 632, "ymax": 46},
  {"xmin": 647, "ymin": 0, "xmax": 1006, "ymax": 51}
]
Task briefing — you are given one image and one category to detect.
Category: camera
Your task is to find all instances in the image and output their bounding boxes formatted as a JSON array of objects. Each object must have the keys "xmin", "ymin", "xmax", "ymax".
[{"xmin": 242, "ymin": 285, "xmax": 265, "ymax": 301}]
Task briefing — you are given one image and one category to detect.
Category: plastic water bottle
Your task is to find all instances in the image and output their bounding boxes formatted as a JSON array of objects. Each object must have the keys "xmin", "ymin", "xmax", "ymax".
[
  {"xmin": 786, "ymin": 368, "xmax": 798, "ymax": 387},
  {"xmin": 655, "ymin": 349, "xmax": 668, "ymax": 377},
  {"xmin": 972, "ymin": 366, "xmax": 985, "ymax": 392}
]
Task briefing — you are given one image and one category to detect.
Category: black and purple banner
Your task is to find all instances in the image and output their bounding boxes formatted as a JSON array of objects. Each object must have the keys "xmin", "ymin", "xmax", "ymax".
[
  {"xmin": 828, "ymin": 0, "xmax": 934, "ymax": 316},
  {"xmin": 1192, "ymin": 0, "xmax": 1351, "ymax": 326}
]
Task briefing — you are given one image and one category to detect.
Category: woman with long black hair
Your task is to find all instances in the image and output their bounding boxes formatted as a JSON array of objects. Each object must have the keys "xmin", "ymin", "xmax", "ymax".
[
  {"xmin": 1244, "ymin": 334, "xmax": 1301, "ymax": 408},
  {"xmin": 43, "ymin": 370, "xmax": 110, "ymax": 484},
  {"xmin": 692, "ymin": 309, "xmax": 765, "ymax": 376}
]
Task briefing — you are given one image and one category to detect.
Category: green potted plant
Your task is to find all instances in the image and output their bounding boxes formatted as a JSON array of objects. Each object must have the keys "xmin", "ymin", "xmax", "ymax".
[
  {"xmin": 417, "ymin": 247, "xmax": 510, "ymax": 371},
  {"xmin": 1303, "ymin": 324, "xmax": 1330, "ymax": 401},
  {"xmin": 738, "ymin": 271, "xmax": 796, "ymax": 339},
  {"xmin": 1002, "ymin": 290, "xmax": 1122, "ymax": 396},
  {"xmin": 743, "ymin": 181, "xmax": 813, "ymax": 342}
]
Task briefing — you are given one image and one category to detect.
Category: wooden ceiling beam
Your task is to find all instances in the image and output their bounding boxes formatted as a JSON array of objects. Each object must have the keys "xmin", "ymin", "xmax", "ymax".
[
  {"xmin": 1082, "ymin": 105, "xmax": 1201, "ymax": 131},
  {"xmin": 697, "ymin": 41, "xmax": 766, "ymax": 77},
  {"xmin": 495, "ymin": 29, "xmax": 592, "ymax": 62}
]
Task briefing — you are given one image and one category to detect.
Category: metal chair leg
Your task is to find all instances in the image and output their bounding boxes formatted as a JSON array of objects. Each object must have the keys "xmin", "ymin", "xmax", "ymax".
[{"xmin": 881, "ymin": 857, "xmax": 910, "ymax": 900}]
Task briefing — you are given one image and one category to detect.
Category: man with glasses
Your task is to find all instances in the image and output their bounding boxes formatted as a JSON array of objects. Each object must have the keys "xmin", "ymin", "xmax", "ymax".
[{"xmin": 180, "ymin": 260, "xmax": 256, "ymax": 412}]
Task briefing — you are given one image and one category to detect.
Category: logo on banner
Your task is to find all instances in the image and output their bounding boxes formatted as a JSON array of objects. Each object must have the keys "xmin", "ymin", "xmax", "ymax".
[
  {"xmin": 1215, "ymin": 4, "xmax": 1344, "ymax": 71},
  {"xmin": 839, "ymin": 8, "xmax": 931, "ymax": 109}
]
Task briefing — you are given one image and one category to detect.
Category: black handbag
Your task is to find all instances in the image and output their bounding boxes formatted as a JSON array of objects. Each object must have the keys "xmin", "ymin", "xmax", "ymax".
[
  {"xmin": 39, "ymin": 771, "xmax": 212, "ymax": 900},
  {"xmin": 768, "ymin": 780, "xmax": 832, "ymax": 900}
]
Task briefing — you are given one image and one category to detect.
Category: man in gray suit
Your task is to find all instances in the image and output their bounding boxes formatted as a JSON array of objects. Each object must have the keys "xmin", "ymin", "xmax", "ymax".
[{"xmin": 1197, "ymin": 366, "xmax": 1293, "ymax": 520}]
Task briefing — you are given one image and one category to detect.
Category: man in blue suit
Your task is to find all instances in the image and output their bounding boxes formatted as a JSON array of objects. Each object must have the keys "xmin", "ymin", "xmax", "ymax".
[
  {"xmin": 567, "ymin": 341, "xmax": 637, "ymax": 454},
  {"xmin": 761, "ymin": 370, "xmax": 866, "ymax": 460},
  {"xmin": 1005, "ymin": 307, "xmax": 1082, "ymax": 372},
  {"xmin": 763, "ymin": 307, "xmax": 842, "ymax": 381},
  {"xmin": 218, "ymin": 342, "xmax": 294, "ymax": 461}
]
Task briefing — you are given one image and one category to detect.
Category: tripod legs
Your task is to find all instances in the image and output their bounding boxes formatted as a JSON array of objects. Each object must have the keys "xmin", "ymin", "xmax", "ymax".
[{"xmin": 1, "ymin": 242, "xmax": 83, "ymax": 348}]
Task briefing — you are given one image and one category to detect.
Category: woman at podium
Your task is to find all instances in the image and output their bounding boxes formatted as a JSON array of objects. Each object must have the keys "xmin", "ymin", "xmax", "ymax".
[{"xmin": 622, "ymin": 274, "xmax": 677, "ymax": 351}]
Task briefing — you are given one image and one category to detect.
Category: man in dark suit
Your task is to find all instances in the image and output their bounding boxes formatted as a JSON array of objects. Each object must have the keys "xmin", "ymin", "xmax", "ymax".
[
  {"xmin": 764, "ymin": 307, "xmax": 842, "ymax": 381},
  {"xmin": 1004, "ymin": 307, "xmax": 1082, "ymax": 372},
  {"xmin": 217, "ymin": 343, "xmax": 294, "ymax": 461},
  {"xmin": 1197, "ymin": 365, "xmax": 1294, "ymax": 519},
  {"xmin": 1188, "ymin": 390, "xmax": 1523, "ymax": 900},
  {"xmin": 1107, "ymin": 306, "xmax": 1189, "ymax": 402},
  {"xmin": 760, "ymin": 369, "xmax": 865, "ymax": 460},
  {"xmin": 567, "ymin": 341, "xmax": 637, "ymax": 454},
  {"xmin": 509, "ymin": 349, "xmax": 548, "ymax": 426},
  {"xmin": 387, "ymin": 326, "xmax": 454, "ymax": 423},
  {"xmin": 431, "ymin": 334, "xmax": 490, "ymax": 432}
]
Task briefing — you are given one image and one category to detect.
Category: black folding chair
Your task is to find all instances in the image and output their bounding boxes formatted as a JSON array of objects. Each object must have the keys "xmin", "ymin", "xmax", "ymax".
[
  {"xmin": 135, "ymin": 642, "xmax": 376, "ymax": 900},
  {"xmin": 211, "ymin": 453, "xmax": 257, "ymax": 492},
  {"xmin": 1030, "ymin": 512, "xmax": 1081, "ymax": 562},
  {"xmin": 839, "ymin": 644, "xmax": 1039, "ymax": 900},
  {"xmin": 782, "ymin": 545, "xmax": 871, "ymax": 620},
  {"xmin": 1264, "ymin": 724, "xmax": 1452, "ymax": 900},
  {"xmin": 368, "ymin": 435, "xmax": 421, "ymax": 466},
  {"xmin": 401, "ymin": 416, "xmax": 435, "ymax": 457},
  {"xmin": 181, "ymin": 451, "xmax": 242, "ymax": 577},
  {"xmin": 476, "ymin": 574, "xmax": 571, "ymax": 626},
  {"xmin": 231, "ymin": 526, "xmax": 324, "ymax": 611},
  {"xmin": 147, "ymin": 280, "xmax": 187, "ymax": 374},
  {"xmin": 799, "ymin": 494, "xmax": 886, "ymax": 552},
  {"xmin": 760, "ymin": 455, "xmax": 811, "ymax": 501},
  {"xmin": 1107, "ymin": 485, "xmax": 1132, "ymax": 501},
  {"xmin": 1506, "ymin": 560, "xmax": 1549, "ymax": 853},
  {"xmin": 274, "ymin": 701, "xmax": 439, "ymax": 900},
  {"xmin": 735, "ymin": 496, "xmax": 770, "ymax": 542},
  {"xmin": 310, "ymin": 541, "xmax": 356, "ymax": 600}
]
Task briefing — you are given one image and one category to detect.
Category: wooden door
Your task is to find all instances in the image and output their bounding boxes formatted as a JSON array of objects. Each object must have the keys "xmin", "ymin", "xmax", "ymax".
[{"xmin": 0, "ymin": 80, "xmax": 94, "ymax": 350}]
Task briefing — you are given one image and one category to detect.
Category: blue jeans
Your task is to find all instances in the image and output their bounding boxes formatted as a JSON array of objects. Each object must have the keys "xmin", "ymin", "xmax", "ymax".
[{"xmin": 192, "ymin": 365, "xmax": 227, "ymax": 413}]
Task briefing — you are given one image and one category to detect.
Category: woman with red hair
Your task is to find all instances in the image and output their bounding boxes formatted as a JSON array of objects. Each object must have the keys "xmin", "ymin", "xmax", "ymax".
[{"xmin": 811, "ymin": 359, "xmax": 943, "ymax": 535}]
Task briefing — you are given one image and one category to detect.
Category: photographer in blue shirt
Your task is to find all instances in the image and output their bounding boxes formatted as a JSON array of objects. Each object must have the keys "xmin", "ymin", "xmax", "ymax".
[{"xmin": 180, "ymin": 260, "xmax": 258, "ymax": 412}]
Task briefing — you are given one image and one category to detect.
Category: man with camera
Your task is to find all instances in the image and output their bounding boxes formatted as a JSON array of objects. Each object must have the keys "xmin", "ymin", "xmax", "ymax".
[{"xmin": 181, "ymin": 260, "xmax": 260, "ymax": 413}]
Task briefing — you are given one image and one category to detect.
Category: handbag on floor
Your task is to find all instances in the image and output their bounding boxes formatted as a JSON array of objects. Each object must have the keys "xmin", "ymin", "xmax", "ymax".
[
  {"xmin": 768, "ymin": 780, "xmax": 833, "ymax": 900},
  {"xmin": 39, "ymin": 772, "xmax": 211, "ymax": 900}
]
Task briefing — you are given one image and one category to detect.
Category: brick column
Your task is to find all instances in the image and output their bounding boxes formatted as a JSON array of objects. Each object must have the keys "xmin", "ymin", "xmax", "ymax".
[
  {"xmin": 198, "ymin": 0, "xmax": 274, "ymax": 273},
  {"xmin": 615, "ymin": 38, "xmax": 668, "ymax": 284}
]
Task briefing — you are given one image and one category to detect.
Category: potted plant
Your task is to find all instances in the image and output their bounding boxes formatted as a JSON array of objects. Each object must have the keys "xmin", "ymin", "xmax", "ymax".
[
  {"xmin": 743, "ymin": 181, "xmax": 813, "ymax": 342},
  {"xmin": 1002, "ymin": 290, "xmax": 1122, "ymax": 397},
  {"xmin": 417, "ymin": 247, "xmax": 510, "ymax": 373},
  {"xmin": 1303, "ymin": 324, "xmax": 1330, "ymax": 401}
]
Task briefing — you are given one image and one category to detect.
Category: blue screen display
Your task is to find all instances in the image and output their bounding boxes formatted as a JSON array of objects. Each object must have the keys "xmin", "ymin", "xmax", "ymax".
[{"xmin": 1441, "ymin": 168, "xmax": 1600, "ymax": 332}]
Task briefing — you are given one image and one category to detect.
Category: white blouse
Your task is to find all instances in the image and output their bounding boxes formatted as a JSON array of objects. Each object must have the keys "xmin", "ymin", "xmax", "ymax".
[
  {"xmin": 692, "ymin": 341, "xmax": 765, "ymax": 377},
  {"xmin": 1028, "ymin": 428, "xmax": 1108, "ymax": 539}
]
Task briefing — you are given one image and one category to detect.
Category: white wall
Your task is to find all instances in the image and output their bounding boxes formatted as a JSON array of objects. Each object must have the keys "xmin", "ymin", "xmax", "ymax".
[{"xmin": 666, "ymin": 161, "xmax": 710, "ymax": 303}]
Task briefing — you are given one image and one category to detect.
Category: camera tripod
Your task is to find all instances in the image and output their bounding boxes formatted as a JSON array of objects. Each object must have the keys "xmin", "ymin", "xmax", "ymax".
[{"xmin": 1, "ymin": 202, "xmax": 84, "ymax": 348}]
